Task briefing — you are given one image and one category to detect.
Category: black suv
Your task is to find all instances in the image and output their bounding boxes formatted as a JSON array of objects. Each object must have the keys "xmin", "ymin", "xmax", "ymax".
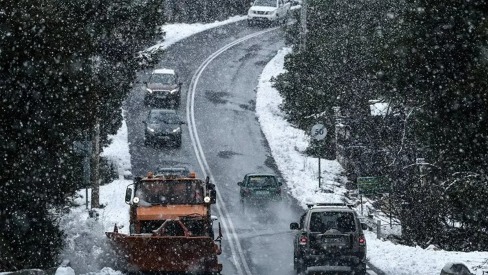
[
  {"xmin": 290, "ymin": 203, "xmax": 368, "ymax": 275},
  {"xmin": 238, "ymin": 173, "xmax": 282, "ymax": 200},
  {"xmin": 143, "ymin": 109, "xmax": 184, "ymax": 147}
]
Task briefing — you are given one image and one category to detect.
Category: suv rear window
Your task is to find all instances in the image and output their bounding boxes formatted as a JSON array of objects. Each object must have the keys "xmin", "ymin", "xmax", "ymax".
[
  {"xmin": 309, "ymin": 211, "xmax": 356, "ymax": 233},
  {"xmin": 247, "ymin": 176, "xmax": 278, "ymax": 187}
]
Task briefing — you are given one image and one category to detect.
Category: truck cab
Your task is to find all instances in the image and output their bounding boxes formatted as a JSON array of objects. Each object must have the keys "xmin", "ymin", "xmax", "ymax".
[{"xmin": 125, "ymin": 170, "xmax": 217, "ymax": 235}]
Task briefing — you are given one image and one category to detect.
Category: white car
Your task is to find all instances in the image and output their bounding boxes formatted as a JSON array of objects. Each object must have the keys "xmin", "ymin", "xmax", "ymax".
[{"xmin": 247, "ymin": 0, "xmax": 291, "ymax": 26}]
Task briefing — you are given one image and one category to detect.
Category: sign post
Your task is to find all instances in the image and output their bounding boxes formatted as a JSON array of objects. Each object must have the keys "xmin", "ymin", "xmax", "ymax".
[
  {"xmin": 357, "ymin": 176, "xmax": 390, "ymax": 218},
  {"xmin": 311, "ymin": 123, "xmax": 327, "ymax": 188}
]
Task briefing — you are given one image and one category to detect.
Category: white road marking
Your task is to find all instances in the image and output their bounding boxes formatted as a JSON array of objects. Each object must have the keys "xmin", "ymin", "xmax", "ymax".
[
  {"xmin": 187, "ymin": 27, "xmax": 279, "ymax": 275},
  {"xmin": 367, "ymin": 268, "xmax": 378, "ymax": 275}
]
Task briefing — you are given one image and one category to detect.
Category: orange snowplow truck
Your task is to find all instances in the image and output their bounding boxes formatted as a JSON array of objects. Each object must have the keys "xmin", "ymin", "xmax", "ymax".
[{"xmin": 106, "ymin": 169, "xmax": 223, "ymax": 274}]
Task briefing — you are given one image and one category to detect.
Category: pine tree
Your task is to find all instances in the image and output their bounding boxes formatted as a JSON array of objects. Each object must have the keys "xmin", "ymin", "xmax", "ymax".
[
  {"xmin": 378, "ymin": 0, "xmax": 488, "ymax": 248},
  {"xmin": 0, "ymin": 0, "xmax": 165, "ymax": 269},
  {"xmin": 274, "ymin": 0, "xmax": 399, "ymax": 158}
]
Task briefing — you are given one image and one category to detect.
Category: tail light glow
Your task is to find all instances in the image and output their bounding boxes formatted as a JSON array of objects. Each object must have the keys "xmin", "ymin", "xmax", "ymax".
[
  {"xmin": 359, "ymin": 234, "xmax": 366, "ymax": 246},
  {"xmin": 299, "ymin": 235, "xmax": 308, "ymax": 245}
]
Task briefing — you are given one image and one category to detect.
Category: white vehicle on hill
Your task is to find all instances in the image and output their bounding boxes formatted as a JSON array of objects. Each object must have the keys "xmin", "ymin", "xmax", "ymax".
[{"xmin": 247, "ymin": 0, "xmax": 291, "ymax": 26}]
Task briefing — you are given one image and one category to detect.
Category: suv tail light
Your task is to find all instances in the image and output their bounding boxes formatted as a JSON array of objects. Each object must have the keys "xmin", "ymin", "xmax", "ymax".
[
  {"xmin": 299, "ymin": 235, "xmax": 308, "ymax": 245},
  {"xmin": 359, "ymin": 234, "xmax": 366, "ymax": 246}
]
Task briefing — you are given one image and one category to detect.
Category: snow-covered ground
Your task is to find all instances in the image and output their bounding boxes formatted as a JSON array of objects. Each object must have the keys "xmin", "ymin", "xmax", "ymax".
[{"xmin": 59, "ymin": 16, "xmax": 488, "ymax": 275}]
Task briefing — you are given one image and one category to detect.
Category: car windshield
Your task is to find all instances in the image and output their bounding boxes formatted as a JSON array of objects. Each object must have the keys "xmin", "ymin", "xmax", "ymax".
[
  {"xmin": 135, "ymin": 180, "xmax": 204, "ymax": 205},
  {"xmin": 150, "ymin": 73, "xmax": 176, "ymax": 85},
  {"xmin": 254, "ymin": 0, "xmax": 276, "ymax": 7},
  {"xmin": 148, "ymin": 112, "xmax": 180, "ymax": 124},
  {"xmin": 247, "ymin": 176, "xmax": 278, "ymax": 187},
  {"xmin": 309, "ymin": 212, "xmax": 356, "ymax": 233}
]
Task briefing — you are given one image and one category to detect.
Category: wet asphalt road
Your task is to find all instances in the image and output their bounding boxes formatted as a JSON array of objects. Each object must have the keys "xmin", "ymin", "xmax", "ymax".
[
  {"xmin": 123, "ymin": 20, "xmax": 383, "ymax": 275},
  {"xmin": 124, "ymin": 20, "xmax": 304, "ymax": 275}
]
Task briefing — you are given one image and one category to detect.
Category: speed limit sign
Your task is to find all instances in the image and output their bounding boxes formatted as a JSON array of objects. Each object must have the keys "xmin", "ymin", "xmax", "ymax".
[{"xmin": 311, "ymin": 124, "xmax": 327, "ymax": 140}]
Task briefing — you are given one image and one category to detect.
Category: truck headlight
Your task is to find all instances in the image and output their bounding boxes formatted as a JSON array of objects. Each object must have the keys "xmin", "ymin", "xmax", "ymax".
[
  {"xmin": 204, "ymin": 196, "xmax": 211, "ymax": 203},
  {"xmin": 133, "ymin": 197, "xmax": 140, "ymax": 204}
]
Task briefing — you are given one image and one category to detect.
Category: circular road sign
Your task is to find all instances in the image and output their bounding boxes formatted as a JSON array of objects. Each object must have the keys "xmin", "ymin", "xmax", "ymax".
[{"xmin": 311, "ymin": 124, "xmax": 327, "ymax": 140}]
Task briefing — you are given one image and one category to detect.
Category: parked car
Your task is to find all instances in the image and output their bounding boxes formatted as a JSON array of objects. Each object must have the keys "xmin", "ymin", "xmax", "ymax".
[
  {"xmin": 143, "ymin": 109, "xmax": 184, "ymax": 147},
  {"xmin": 440, "ymin": 263, "xmax": 474, "ymax": 275},
  {"xmin": 290, "ymin": 203, "xmax": 368, "ymax": 275},
  {"xmin": 144, "ymin": 68, "xmax": 182, "ymax": 107},
  {"xmin": 291, "ymin": 0, "xmax": 302, "ymax": 5},
  {"xmin": 238, "ymin": 173, "xmax": 282, "ymax": 200},
  {"xmin": 247, "ymin": 0, "xmax": 291, "ymax": 26}
]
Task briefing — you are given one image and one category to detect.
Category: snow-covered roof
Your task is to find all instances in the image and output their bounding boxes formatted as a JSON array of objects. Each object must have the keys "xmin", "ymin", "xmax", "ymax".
[{"xmin": 153, "ymin": 68, "xmax": 175, "ymax": 75}]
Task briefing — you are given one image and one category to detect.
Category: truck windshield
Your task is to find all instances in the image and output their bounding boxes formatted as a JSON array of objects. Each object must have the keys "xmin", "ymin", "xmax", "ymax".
[
  {"xmin": 136, "ymin": 180, "xmax": 204, "ymax": 205},
  {"xmin": 254, "ymin": 0, "xmax": 276, "ymax": 7}
]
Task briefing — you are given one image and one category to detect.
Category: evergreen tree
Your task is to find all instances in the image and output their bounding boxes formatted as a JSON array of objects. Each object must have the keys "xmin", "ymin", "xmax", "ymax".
[
  {"xmin": 274, "ymin": 0, "xmax": 399, "ymax": 158},
  {"xmin": 378, "ymin": 0, "xmax": 488, "ymax": 248},
  {"xmin": 0, "ymin": 0, "xmax": 165, "ymax": 269}
]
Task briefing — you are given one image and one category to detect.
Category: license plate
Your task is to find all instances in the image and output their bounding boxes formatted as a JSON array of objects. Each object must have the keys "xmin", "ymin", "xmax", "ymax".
[{"xmin": 323, "ymin": 237, "xmax": 343, "ymax": 244}]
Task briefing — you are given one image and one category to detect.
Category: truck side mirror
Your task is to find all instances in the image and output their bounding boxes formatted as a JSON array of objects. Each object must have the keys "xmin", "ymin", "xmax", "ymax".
[
  {"xmin": 125, "ymin": 187, "xmax": 133, "ymax": 204},
  {"xmin": 209, "ymin": 189, "xmax": 217, "ymax": 204},
  {"xmin": 290, "ymin": 222, "xmax": 300, "ymax": 230}
]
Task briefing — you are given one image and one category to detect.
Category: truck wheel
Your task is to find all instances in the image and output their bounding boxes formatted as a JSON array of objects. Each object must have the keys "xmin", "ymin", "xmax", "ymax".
[
  {"xmin": 353, "ymin": 262, "xmax": 367, "ymax": 275},
  {"xmin": 175, "ymin": 137, "xmax": 182, "ymax": 147},
  {"xmin": 144, "ymin": 97, "xmax": 150, "ymax": 106}
]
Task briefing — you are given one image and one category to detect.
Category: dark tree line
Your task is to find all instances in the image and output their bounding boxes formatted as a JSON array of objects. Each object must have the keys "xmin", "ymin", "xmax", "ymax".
[
  {"xmin": 165, "ymin": 0, "xmax": 249, "ymax": 23},
  {"xmin": 0, "ymin": 0, "xmax": 165, "ymax": 270},
  {"xmin": 276, "ymin": 0, "xmax": 488, "ymax": 250}
]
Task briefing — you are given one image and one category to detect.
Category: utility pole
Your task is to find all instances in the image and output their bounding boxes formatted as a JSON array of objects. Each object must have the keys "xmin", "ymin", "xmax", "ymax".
[
  {"xmin": 299, "ymin": 0, "xmax": 308, "ymax": 51},
  {"xmin": 91, "ymin": 116, "xmax": 101, "ymax": 208},
  {"xmin": 83, "ymin": 131, "xmax": 92, "ymax": 210},
  {"xmin": 416, "ymin": 157, "xmax": 426, "ymax": 187}
]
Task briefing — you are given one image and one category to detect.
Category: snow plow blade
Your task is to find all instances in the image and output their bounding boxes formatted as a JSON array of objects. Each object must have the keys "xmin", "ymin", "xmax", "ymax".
[{"xmin": 106, "ymin": 232, "xmax": 223, "ymax": 273}]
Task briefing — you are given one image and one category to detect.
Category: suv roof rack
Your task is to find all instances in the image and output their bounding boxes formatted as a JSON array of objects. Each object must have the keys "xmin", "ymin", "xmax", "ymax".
[{"xmin": 306, "ymin": 203, "xmax": 353, "ymax": 209}]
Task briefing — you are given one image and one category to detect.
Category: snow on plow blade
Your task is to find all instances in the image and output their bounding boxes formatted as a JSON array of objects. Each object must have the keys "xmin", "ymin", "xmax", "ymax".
[{"xmin": 106, "ymin": 232, "xmax": 223, "ymax": 273}]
